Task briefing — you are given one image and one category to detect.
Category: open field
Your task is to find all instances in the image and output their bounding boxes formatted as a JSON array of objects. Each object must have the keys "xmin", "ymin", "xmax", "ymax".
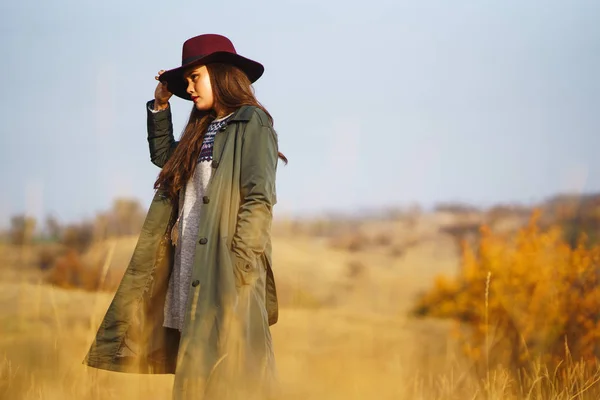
[{"xmin": 2, "ymin": 212, "xmax": 600, "ymax": 399}]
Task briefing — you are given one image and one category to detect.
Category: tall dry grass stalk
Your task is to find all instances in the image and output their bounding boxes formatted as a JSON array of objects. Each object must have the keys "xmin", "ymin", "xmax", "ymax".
[{"xmin": 485, "ymin": 270, "xmax": 491, "ymax": 394}]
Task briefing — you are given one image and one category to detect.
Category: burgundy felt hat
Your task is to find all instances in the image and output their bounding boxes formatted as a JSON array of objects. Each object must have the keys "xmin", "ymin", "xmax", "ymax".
[{"xmin": 158, "ymin": 34, "xmax": 264, "ymax": 101}]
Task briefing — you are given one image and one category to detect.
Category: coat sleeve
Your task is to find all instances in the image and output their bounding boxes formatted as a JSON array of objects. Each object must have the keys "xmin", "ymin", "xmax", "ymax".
[
  {"xmin": 146, "ymin": 100, "xmax": 179, "ymax": 168},
  {"xmin": 231, "ymin": 111, "xmax": 279, "ymax": 271}
]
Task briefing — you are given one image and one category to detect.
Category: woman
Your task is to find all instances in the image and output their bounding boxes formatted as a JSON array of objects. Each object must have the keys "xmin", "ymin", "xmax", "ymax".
[{"xmin": 82, "ymin": 34, "xmax": 285, "ymax": 400}]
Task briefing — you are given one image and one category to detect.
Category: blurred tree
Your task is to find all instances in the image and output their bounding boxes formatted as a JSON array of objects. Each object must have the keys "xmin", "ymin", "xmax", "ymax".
[
  {"xmin": 414, "ymin": 211, "xmax": 600, "ymax": 380},
  {"xmin": 10, "ymin": 215, "xmax": 36, "ymax": 246},
  {"xmin": 93, "ymin": 213, "xmax": 109, "ymax": 242},
  {"xmin": 106, "ymin": 198, "xmax": 145, "ymax": 236},
  {"xmin": 440, "ymin": 222, "xmax": 481, "ymax": 269},
  {"xmin": 435, "ymin": 202, "xmax": 479, "ymax": 214},
  {"xmin": 45, "ymin": 215, "xmax": 62, "ymax": 241},
  {"xmin": 62, "ymin": 222, "xmax": 94, "ymax": 253}
]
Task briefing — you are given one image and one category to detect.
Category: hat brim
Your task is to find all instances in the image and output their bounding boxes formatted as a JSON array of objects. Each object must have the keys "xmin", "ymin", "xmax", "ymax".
[{"xmin": 158, "ymin": 52, "xmax": 264, "ymax": 101}]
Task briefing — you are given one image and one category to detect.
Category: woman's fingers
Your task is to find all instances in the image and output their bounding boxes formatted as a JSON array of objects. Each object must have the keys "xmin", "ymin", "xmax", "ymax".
[{"xmin": 155, "ymin": 70, "xmax": 166, "ymax": 80}]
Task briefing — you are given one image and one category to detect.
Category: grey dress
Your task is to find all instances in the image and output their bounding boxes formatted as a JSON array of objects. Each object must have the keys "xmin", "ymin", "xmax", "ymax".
[{"xmin": 163, "ymin": 114, "xmax": 233, "ymax": 331}]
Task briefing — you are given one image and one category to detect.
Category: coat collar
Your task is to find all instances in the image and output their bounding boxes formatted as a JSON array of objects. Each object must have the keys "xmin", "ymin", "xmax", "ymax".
[{"xmin": 229, "ymin": 105, "xmax": 256, "ymax": 122}]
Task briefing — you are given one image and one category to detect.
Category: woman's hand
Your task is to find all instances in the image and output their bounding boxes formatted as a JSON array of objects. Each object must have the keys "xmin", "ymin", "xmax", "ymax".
[{"xmin": 154, "ymin": 70, "xmax": 172, "ymax": 111}]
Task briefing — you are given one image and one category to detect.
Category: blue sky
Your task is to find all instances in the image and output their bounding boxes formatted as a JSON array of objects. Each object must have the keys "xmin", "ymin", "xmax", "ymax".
[{"xmin": 1, "ymin": 0, "xmax": 599, "ymax": 227}]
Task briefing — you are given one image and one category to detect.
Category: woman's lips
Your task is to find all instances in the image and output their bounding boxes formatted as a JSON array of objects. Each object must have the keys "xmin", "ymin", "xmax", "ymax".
[{"xmin": 191, "ymin": 96, "xmax": 199, "ymax": 102}]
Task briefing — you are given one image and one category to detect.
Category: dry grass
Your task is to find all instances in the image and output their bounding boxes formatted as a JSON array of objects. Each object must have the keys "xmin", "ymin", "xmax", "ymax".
[
  {"xmin": 2, "ymin": 216, "xmax": 600, "ymax": 399},
  {"xmin": 2, "ymin": 279, "xmax": 599, "ymax": 400}
]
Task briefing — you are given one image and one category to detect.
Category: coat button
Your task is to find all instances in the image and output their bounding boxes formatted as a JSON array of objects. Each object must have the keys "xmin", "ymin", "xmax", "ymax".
[
  {"xmin": 202, "ymin": 196, "xmax": 210, "ymax": 204},
  {"xmin": 211, "ymin": 160, "xmax": 219, "ymax": 169},
  {"xmin": 199, "ymin": 238, "xmax": 208, "ymax": 245},
  {"xmin": 191, "ymin": 280, "xmax": 200, "ymax": 287}
]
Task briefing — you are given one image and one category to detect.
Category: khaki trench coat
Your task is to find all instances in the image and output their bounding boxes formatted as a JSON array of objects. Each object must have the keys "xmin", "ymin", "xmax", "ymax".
[{"xmin": 82, "ymin": 102, "xmax": 280, "ymax": 399}]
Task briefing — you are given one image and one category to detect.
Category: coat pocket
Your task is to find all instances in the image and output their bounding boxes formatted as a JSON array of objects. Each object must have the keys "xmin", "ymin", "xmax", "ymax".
[{"xmin": 230, "ymin": 250, "xmax": 261, "ymax": 287}]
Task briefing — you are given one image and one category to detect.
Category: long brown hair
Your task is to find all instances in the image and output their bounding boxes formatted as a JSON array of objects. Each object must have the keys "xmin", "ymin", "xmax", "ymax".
[{"xmin": 154, "ymin": 63, "xmax": 287, "ymax": 201}]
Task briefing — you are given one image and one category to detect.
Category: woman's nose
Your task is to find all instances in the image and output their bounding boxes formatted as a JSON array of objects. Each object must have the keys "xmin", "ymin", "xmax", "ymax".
[{"xmin": 186, "ymin": 81, "xmax": 195, "ymax": 95}]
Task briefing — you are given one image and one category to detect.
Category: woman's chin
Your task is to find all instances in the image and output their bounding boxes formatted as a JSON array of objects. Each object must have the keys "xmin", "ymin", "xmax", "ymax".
[{"xmin": 194, "ymin": 101, "xmax": 211, "ymax": 111}]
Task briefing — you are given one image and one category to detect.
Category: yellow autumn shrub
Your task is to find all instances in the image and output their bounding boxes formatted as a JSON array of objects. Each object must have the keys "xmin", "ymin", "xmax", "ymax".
[{"xmin": 414, "ymin": 210, "xmax": 600, "ymax": 374}]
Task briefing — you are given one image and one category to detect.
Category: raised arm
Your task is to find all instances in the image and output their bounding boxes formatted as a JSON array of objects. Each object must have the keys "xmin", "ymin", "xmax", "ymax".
[
  {"xmin": 147, "ymin": 70, "xmax": 177, "ymax": 168},
  {"xmin": 146, "ymin": 100, "xmax": 178, "ymax": 168}
]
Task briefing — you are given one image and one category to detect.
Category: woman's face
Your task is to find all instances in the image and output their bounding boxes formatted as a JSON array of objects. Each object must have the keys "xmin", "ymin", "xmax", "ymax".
[{"xmin": 184, "ymin": 65, "xmax": 214, "ymax": 111}]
